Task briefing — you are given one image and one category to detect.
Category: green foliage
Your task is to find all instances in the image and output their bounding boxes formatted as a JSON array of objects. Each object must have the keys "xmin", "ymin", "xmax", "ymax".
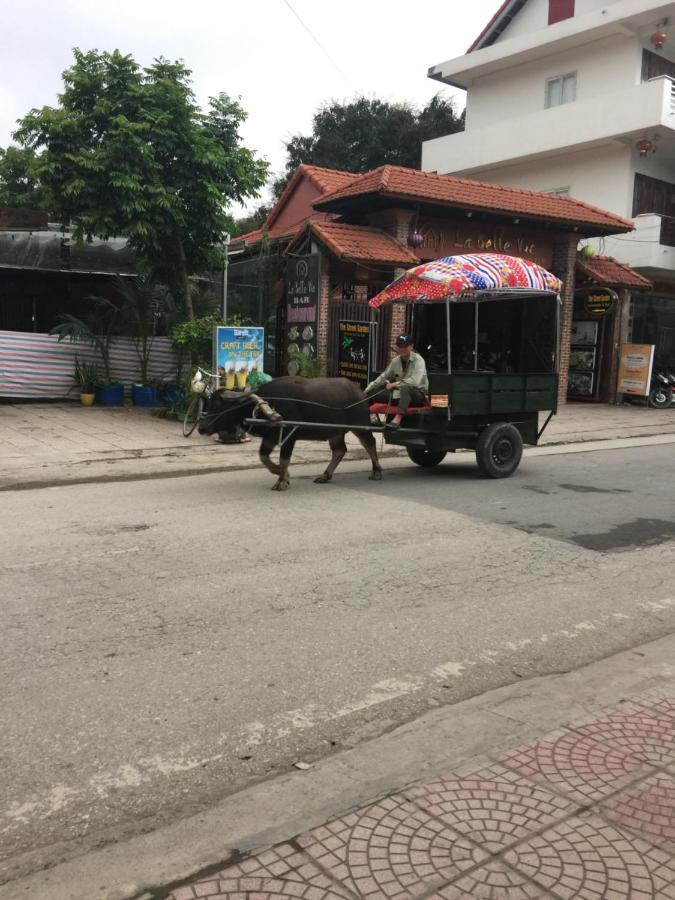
[
  {"xmin": 171, "ymin": 311, "xmax": 255, "ymax": 369},
  {"xmin": 232, "ymin": 203, "xmax": 271, "ymax": 237},
  {"xmin": 50, "ymin": 299, "xmax": 120, "ymax": 384},
  {"xmin": 288, "ymin": 350, "xmax": 326, "ymax": 378},
  {"xmin": 73, "ymin": 357, "xmax": 98, "ymax": 393},
  {"xmin": 0, "ymin": 145, "xmax": 44, "ymax": 208},
  {"xmin": 14, "ymin": 49, "xmax": 269, "ymax": 319},
  {"xmin": 272, "ymin": 94, "xmax": 464, "ymax": 197},
  {"xmin": 113, "ymin": 275, "xmax": 170, "ymax": 385}
]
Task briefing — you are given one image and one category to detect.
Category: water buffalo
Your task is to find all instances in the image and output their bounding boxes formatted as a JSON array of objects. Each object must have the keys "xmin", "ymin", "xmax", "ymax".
[{"xmin": 198, "ymin": 376, "xmax": 383, "ymax": 491}]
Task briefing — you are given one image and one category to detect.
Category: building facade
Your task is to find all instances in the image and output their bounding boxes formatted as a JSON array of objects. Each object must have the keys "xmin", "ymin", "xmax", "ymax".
[
  {"xmin": 231, "ymin": 163, "xmax": 633, "ymax": 402},
  {"xmin": 422, "ymin": 0, "xmax": 675, "ymax": 391}
]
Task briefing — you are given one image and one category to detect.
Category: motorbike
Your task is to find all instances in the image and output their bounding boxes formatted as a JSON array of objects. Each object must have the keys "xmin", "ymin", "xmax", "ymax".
[{"xmin": 648, "ymin": 369, "xmax": 674, "ymax": 409}]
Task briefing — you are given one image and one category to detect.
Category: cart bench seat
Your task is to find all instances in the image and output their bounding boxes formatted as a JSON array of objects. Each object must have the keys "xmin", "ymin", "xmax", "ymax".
[{"xmin": 369, "ymin": 402, "xmax": 433, "ymax": 415}]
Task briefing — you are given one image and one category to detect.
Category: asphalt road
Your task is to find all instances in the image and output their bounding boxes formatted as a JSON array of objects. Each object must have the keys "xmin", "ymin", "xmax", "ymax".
[{"xmin": 2, "ymin": 440, "xmax": 675, "ymax": 884}]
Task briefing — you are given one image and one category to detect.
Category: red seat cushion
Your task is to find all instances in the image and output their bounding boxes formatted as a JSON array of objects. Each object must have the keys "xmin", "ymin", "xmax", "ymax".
[{"xmin": 369, "ymin": 402, "xmax": 432, "ymax": 414}]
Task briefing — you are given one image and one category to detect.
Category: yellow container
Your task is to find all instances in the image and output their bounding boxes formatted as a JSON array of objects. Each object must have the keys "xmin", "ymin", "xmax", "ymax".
[
  {"xmin": 235, "ymin": 368, "xmax": 248, "ymax": 389},
  {"xmin": 225, "ymin": 371, "xmax": 236, "ymax": 390},
  {"xmin": 80, "ymin": 393, "xmax": 95, "ymax": 407}
]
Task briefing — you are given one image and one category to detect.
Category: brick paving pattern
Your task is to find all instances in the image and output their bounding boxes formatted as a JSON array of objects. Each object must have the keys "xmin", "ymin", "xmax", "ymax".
[{"xmin": 167, "ymin": 696, "xmax": 675, "ymax": 899}]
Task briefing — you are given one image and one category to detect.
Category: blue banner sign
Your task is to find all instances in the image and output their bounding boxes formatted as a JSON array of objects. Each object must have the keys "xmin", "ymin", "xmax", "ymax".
[{"xmin": 214, "ymin": 326, "xmax": 264, "ymax": 389}]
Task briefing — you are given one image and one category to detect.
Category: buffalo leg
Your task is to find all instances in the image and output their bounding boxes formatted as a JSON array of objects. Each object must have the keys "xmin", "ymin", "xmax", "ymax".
[
  {"xmin": 259, "ymin": 438, "xmax": 281, "ymax": 477},
  {"xmin": 272, "ymin": 437, "xmax": 295, "ymax": 491},
  {"xmin": 356, "ymin": 432, "xmax": 383, "ymax": 480},
  {"xmin": 314, "ymin": 434, "xmax": 347, "ymax": 484}
]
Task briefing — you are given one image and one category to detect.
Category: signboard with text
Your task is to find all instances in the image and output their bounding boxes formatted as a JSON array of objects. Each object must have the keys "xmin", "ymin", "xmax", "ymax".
[
  {"xmin": 285, "ymin": 255, "xmax": 319, "ymax": 374},
  {"xmin": 214, "ymin": 326, "xmax": 264, "ymax": 389},
  {"xmin": 337, "ymin": 320, "xmax": 371, "ymax": 390},
  {"xmin": 617, "ymin": 343, "xmax": 655, "ymax": 397}
]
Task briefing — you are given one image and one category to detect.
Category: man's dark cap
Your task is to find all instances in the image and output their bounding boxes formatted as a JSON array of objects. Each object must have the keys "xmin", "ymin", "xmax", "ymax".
[{"xmin": 395, "ymin": 334, "xmax": 413, "ymax": 347}]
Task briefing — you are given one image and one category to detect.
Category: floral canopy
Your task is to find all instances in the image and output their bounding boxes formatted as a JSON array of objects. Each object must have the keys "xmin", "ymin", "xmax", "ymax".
[{"xmin": 368, "ymin": 253, "xmax": 562, "ymax": 308}]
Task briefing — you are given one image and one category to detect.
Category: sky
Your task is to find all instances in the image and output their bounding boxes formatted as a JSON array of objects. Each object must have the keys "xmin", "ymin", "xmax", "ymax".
[{"xmin": 0, "ymin": 0, "xmax": 501, "ymax": 210}]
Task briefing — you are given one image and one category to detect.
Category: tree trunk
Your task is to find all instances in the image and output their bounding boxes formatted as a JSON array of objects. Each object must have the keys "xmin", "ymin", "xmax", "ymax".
[{"xmin": 174, "ymin": 234, "xmax": 193, "ymax": 321}]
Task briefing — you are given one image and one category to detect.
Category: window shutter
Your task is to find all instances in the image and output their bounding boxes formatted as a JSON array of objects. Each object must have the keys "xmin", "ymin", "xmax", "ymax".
[{"xmin": 548, "ymin": 0, "xmax": 575, "ymax": 25}]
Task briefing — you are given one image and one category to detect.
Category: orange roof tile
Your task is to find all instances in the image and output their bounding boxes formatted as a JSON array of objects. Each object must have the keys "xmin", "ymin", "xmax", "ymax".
[
  {"xmin": 263, "ymin": 165, "xmax": 359, "ymax": 233},
  {"xmin": 307, "ymin": 221, "xmax": 419, "ymax": 266},
  {"xmin": 576, "ymin": 255, "xmax": 652, "ymax": 290},
  {"xmin": 232, "ymin": 223, "xmax": 301, "ymax": 247},
  {"xmin": 315, "ymin": 165, "xmax": 634, "ymax": 235}
]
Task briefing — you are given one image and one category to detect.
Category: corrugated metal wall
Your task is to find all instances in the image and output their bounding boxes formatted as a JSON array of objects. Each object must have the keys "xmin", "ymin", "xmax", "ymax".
[{"xmin": 0, "ymin": 330, "xmax": 180, "ymax": 399}]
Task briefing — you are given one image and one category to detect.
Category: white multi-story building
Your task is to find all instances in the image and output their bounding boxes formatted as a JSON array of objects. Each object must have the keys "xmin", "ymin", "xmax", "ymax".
[{"xmin": 423, "ymin": 0, "xmax": 675, "ymax": 383}]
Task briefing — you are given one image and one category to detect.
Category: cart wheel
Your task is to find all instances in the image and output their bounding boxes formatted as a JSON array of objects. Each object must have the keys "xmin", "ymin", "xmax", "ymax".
[
  {"xmin": 476, "ymin": 423, "xmax": 523, "ymax": 478},
  {"xmin": 183, "ymin": 395, "xmax": 204, "ymax": 437},
  {"xmin": 407, "ymin": 447, "xmax": 447, "ymax": 467}
]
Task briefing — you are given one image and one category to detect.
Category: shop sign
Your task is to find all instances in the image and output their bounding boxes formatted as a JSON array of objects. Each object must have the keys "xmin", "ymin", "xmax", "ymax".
[
  {"xmin": 214, "ymin": 326, "xmax": 264, "ymax": 389},
  {"xmin": 617, "ymin": 343, "xmax": 655, "ymax": 397},
  {"xmin": 286, "ymin": 255, "xmax": 319, "ymax": 372},
  {"xmin": 577, "ymin": 286, "xmax": 617, "ymax": 317},
  {"xmin": 417, "ymin": 218, "xmax": 553, "ymax": 268},
  {"xmin": 337, "ymin": 320, "xmax": 371, "ymax": 390}
]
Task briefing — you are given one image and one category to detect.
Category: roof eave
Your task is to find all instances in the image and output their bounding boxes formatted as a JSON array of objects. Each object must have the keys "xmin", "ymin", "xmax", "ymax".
[{"xmin": 315, "ymin": 191, "xmax": 633, "ymax": 237}]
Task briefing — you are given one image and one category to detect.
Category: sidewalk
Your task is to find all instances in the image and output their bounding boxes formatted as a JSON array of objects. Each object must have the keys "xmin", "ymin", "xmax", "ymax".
[
  {"xmin": 6, "ymin": 634, "xmax": 675, "ymax": 900},
  {"xmin": 1, "ymin": 400, "xmax": 674, "ymax": 491}
]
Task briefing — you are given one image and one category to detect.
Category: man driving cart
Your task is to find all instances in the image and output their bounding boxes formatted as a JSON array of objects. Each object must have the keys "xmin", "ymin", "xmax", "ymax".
[{"xmin": 364, "ymin": 334, "xmax": 429, "ymax": 429}]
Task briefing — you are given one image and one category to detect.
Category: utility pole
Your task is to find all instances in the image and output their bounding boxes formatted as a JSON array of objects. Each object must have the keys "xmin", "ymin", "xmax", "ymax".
[{"xmin": 222, "ymin": 233, "xmax": 231, "ymax": 322}]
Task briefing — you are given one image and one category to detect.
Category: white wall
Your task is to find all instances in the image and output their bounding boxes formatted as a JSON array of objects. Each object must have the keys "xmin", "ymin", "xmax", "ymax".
[
  {"xmin": 493, "ymin": 0, "xmax": 626, "ymax": 45},
  {"xmin": 472, "ymin": 144, "xmax": 634, "ymax": 217},
  {"xmin": 466, "ymin": 33, "xmax": 641, "ymax": 128}
]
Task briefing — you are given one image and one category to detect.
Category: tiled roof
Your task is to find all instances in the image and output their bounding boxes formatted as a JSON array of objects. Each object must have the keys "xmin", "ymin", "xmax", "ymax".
[
  {"xmin": 264, "ymin": 165, "xmax": 359, "ymax": 233},
  {"xmin": 576, "ymin": 255, "xmax": 653, "ymax": 290},
  {"xmin": 308, "ymin": 221, "xmax": 419, "ymax": 266},
  {"xmin": 231, "ymin": 223, "xmax": 301, "ymax": 247},
  {"xmin": 467, "ymin": 0, "xmax": 526, "ymax": 52},
  {"xmin": 303, "ymin": 165, "xmax": 359, "ymax": 194},
  {"xmin": 315, "ymin": 165, "xmax": 634, "ymax": 234}
]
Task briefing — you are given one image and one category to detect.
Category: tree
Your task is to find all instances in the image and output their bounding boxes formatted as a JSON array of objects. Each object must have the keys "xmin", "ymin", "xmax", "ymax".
[
  {"xmin": 0, "ymin": 145, "xmax": 43, "ymax": 208},
  {"xmin": 14, "ymin": 49, "xmax": 269, "ymax": 320},
  {"xmin": 273, "ymin": 94, "xmax": 464, "ymax": 197},
  {"xmin": 232, "ymin": 202, "xmax": 271, "ymax": 237}
]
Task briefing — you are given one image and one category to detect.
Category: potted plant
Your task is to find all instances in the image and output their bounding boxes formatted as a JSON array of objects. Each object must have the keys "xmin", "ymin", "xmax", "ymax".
[
  {"xmin": 51, "ymin": 299, "xmax": 125, "ymax": 406},
  {"xmin": 113, "ymin": 275, "xmax": 170, "ymax": 407},
  {"xmin": 74, "ymin": 358, "xmax": 98, "ymax": 406}
]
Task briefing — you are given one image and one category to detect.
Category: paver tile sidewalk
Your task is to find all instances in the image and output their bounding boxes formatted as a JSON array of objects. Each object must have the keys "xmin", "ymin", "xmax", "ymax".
[{"xmin": 168, "ymin": 695, "xmax": 675, "ymax": 899}]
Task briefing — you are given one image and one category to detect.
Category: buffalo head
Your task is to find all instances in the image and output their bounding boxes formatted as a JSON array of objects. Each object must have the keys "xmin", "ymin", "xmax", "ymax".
[{"xmin": 197, "ymin": 390, "xmax": 255, "ymax": 436}]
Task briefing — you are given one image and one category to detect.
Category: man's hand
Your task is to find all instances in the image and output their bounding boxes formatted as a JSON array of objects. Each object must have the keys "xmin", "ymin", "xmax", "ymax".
[{"xmin": 385, "ymin": 381, "xmax": 397, "ymax": 392}]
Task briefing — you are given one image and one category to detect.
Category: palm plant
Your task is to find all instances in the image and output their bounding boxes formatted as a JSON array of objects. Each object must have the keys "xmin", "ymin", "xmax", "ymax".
[
  {"xmin": 50, "ymin": 298, "xmax": 120, "ymax": 385},
  {"xmin": 73, "ymin": 357, "xmax": 98, "ymax": 393},
  {"xmin": 113, "ymin": 275, "xmax": 170, "ymax": 385}
]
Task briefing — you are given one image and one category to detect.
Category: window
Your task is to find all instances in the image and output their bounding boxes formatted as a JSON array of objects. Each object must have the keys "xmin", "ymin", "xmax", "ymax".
[
  {"xmin": 641, "ymin": 49, "xmax": 675, "ymax": 82},
  {"xmin": 548, "ymin": 0, "xmax": 575, "ymax": 25},
  {"xmin": 633, "ymin": 172, "xmax": 675, "ymax": 217},
  {"xmin": 545, "ymin": 73, "xmax": 576, "ymax": 108}
]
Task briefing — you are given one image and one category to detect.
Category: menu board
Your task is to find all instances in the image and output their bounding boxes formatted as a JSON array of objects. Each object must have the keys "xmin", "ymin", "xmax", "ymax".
[
  {"xmin": 337, "ymin": 320, "xmax": 371, "ymax": 390},
  {"xmin": 285, "ymin": 255, "xmax": 319, "ymax": 374}
]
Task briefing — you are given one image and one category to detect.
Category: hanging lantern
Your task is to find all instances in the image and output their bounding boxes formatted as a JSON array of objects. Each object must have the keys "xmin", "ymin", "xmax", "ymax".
[
  {"xmin": 407, "ymin": 231, "xmax": 424, "ymax": 249},
  {"xmin": 651, "ymin": 26, "xmax": 667, "ymax": 49},
  {"xmin": 636, "ymin": 138, "xmax": 654, "ymax": 157}
]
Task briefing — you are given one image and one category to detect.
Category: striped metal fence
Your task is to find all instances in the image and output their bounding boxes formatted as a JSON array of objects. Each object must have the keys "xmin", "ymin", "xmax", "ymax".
[{"xmin": 0, "ymin": 330, "xmax": 181, "ymax": 399}]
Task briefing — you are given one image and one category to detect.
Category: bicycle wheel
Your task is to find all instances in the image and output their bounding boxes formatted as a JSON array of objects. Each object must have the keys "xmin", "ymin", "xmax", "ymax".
[{"xmin": 182, "ymin": 395, "xmax": 204, "ymax": 437}]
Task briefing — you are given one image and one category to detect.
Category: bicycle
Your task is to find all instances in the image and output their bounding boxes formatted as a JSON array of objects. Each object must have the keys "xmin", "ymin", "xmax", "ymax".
[{"xmin": 182, "ymin": 367, "xmax": 217, "ymax": 437}]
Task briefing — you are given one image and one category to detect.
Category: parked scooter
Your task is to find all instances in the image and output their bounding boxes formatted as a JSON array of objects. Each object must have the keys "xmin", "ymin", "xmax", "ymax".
[{"xmin": 648, "ymin": 369, "xmax": 674, "ymax": 408}]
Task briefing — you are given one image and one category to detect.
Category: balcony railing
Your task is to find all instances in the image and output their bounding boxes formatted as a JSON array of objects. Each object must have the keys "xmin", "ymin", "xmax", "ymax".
[{"xmin": 661, "ymin": 215, "xmax": 675, "ymax": 248}]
